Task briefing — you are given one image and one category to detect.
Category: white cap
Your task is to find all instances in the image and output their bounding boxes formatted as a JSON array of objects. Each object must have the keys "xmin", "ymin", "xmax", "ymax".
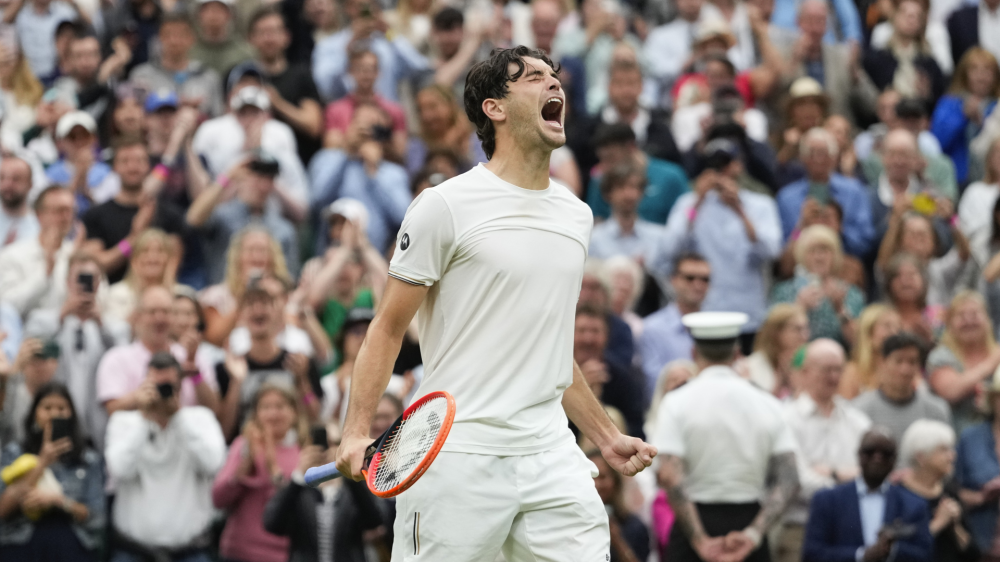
[
  {"xmin": 55, "ymin": 110, "xmax": 97, "ymax": 139},
  {"xmin": 199, "ymin": 0, "xmax": 234, "ymax": 6},
  {"xmin": 682, "ymin": 312, "xmax": 749, "ymax": 340},
  {"xmin": 324, "ymin": 197, "xmax": 370, "ymax": 231},
  {"xmin": 230, "ymin": 86, "xmax": 270, "ymax": 112}
]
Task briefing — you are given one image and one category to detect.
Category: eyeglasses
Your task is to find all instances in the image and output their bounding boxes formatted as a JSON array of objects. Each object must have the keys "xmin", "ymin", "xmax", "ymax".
[{"xmin": 679, "ymin": 274, "xmax": 711, "ymax": 284}]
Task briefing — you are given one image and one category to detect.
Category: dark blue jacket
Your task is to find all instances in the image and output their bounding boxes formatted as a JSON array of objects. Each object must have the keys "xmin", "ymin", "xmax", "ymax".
[
  {"xmin": 803, "ymin": 481, "xmax": 933, "ymax": 562},
  {"xmin": 955, "ymin": 422, "xmax": 1000, "ymax": 553}
]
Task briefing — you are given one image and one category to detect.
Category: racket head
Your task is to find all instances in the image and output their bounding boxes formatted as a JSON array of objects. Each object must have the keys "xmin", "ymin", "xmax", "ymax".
[{"xmin": 362, "ymin": 391, "xmax": 455, "ymax": 498}]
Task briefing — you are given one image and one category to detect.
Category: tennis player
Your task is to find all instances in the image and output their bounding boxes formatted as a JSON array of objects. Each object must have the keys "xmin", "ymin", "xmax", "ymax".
[{"xmin": 335, "ymin": 46, "xmax": 657, "ymax": 560}]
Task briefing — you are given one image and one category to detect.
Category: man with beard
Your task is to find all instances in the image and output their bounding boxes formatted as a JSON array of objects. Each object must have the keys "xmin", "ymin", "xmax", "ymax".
[{"xmin": 0, "ymin": 156, "xmax": 38, "ymax": 247}]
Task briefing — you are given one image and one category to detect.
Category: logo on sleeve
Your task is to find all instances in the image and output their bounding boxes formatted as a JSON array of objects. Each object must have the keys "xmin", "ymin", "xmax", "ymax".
[{"xmin": 401, "ymin": 233, "xmax": 410, "ymax": 251}]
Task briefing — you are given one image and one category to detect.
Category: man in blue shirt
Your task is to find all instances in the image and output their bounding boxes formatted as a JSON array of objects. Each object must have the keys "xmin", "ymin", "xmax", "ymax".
[
  {"xmin": 587, "ymin": 123, "xmax": 689, "ymax": 225},
  {"xmin": 46, "ymin": 111, "xmax": 113, "ymax": 215},
  {"xmin": 776, "ymin": 127, "xmax": 875, "ymax": 259},
  {"xmin": 589, "ymin": 162, "xmax": 665, "ymax": 266}
]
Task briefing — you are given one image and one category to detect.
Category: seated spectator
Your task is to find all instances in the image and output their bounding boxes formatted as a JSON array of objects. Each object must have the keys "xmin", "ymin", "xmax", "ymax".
[
  {"xmin": 657, "ymin": 144, "xmax": 782, "ymax": 347},
  {"xmin": 81, "ymin": 136, "xmax": 187, "ymax": 284},
  {"xmin": 863, "ymin": 0, "xmax": 947, "ymax": 103},
  {"xmin": 775, "ymin": 1, "xmax": 877, "ymax": 129},
  {"xmin": 589, "ymin": 162, "xmax": 664, "ymax": 266},
  {"xmin": 601, "ymin": 256, "xmax": 646, "ymax": 341},
  {"xmin": 0, "ymin": 35, "xmax": 43, "ymax": 140},
  {"xmin": 25, "ymin": 252, "xmax": 125, "ymax": 448},
  {"xmin": 588, "ymin": 447, "xmax": 650, "ymax": 561},
  {"xmin": 856, "ymin": 89, "xmax": 944, "ymax": 162},
  {"xmin": 189, "ymin": 0, "xmax": 254, "ymax": 77},
  {"xmin": 197, "ymin": 225, "xmax": 291, "ymax": 346},
  {"xmin": 0, "ymin": 337, "xmax": 58, "ymax": 446},
  {"xmin": 97, "ymin": 286, "xmax": 218, "ymax": 416},
  {"xmin": 311, "ymin": 0, "xmax": 429, "ymax": 103},
  {"xmin": 884, "ymin": 253, "xmax": 942, "ymax": 342},
  {"xmin": 587, "ymin": 124, "xmax": 690, "ymax": 225},
  {"xmin": 216, "ymin": 279, "xmax": 323, "ymax": 438},
  {"xmin": 774, "ymin": 78, "xmax": 831, "ymax": 185},
  {"xmin": 739, "ymin": 303, "xmax": 810, "ymax": 397},
  {"xmin": 102, "ymin": 228, "xmax": 180, "ymax": 326},
  {"xmin": 4, "ymin": 0, "xmax": 80, "ymax": 84},
  {"xmin": 778, "ymin": 339, "xmax": 871, "ymax": 562},
  {"xmin": 213, "ymin": 383, "xmax": 304, "ymax": 562},
  {"xmin": 870, "ymin": 102, "xmax": 956, "ymax": 203},
  {"xmin": 46, "ymin": 111, "xmax": 113, "ymax": 212},
  {"xmin": 959, "ymin": 137, "xmax": 1000, "ymax": 242},
  {"xmin": 0, "ymin": 155, "xmax": 39, "ymax": 247},
  {"xmin": 574, "ymin": 304, "xmax": 645, "ymax": 438},
  {"xmin": 775, "ymin": 197, "xmax": 866, "ymax": 289},
  {"xmin": 304, "ymin": 212, "xmax": 387, "ymax": 363},
  {"xmin": 640, "ymin": 253, "xmax": 710, "ymax": 394},
  {"xmin": 854, "ymin": 332, "xmax": 951, "ymax": 441},
  {"xmin": 186, "ymin": 154, "xmax": 300, "ymax": 286},
  {"xmin": 263, "ymin": 418, "xmax": 388, "ymax": 561},
  {"xmin": 642, "ymin": 0, "xmax": 723, "ymax": 101},
  {"xmin": 52, "ymin": 34, "xmax": 127, "ymax": 130},
  {"xmin": 0, "ymin": 186, "xmax": 77, "ymax": 316},
  {"xmin": 406, "ymin": 83, "xmax": 486, "ymax": 175},
  {"xmin": 105, "ymin": 352, "xmax": 227, "ymax": 562},
  {"xmin": 954, "ymin": 372, "xmax": 1000, "ymax": 556},
  {"xmin": 0, "ymin": 382, "xmax": 104, "ymax": 561},
  {"xmin": 871, "ymin": 0, "xmax": 954, "ymax": 75},
  {"xmin": 776, "ymin": 127, "xmax": 875, "ymax": 260},
  {"xmin": 947, "ymin": 0, "xmax": 1000, "ymax": 65},
  {"xmin": 128, "ymin": 13, "xmax": 224, "ymax": 117},
  {"xmin": 309, "ymin": 102, "xmax": 411, "ymax": 253},
  {"xmin": 840, "ymin": 304, "xmax": 903, "ymax": 399},
  {"xmin": 320, "ymin": 307, "xmax": 375, "ymax": 423},
  {"xmin": 771, "ymin": 225, "xmax": 864, "ymax": 345},
  {"xmin": 802, "ymin": 428, "xmax": 934, "ymax": 562},
  {"xmin": 192, "ymin": 75, "xmax": 309, "ymax": 218},
  {"xmin": 898, "ymin": 420, "xmax": 979, "ymax": 562},
  {"xmin": 248, "ymin": 7, "xmax": 324, "ymax": 165},
  {"xmin": 931, "ymin": 48, "xmax": 1000, "ymax": 184},
  {"xmin": 323, "ymin": 49, "xmax": 407, "ymax": 162},
  {"xmin": 928, "ymin": 291, "xmax": 1000, "ymax": 432}
]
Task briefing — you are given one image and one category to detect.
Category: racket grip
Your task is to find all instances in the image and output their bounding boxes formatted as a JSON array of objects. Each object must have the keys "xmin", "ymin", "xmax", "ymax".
[{"xmin": 304, "ymin": 462, "xmax": 343, "ymax": 487}]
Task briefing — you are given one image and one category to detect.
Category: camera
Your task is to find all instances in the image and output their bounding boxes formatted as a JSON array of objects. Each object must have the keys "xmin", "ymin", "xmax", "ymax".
[
  {"xmin": 77, "ymin": 272, "xmax": 94, "ymax": 293},
  {"xmin": 370, "ymin": 124, "xmax": 393, "ymax": 143},
  {"xmin": 35, "ymin": 340, "xmax": 60, "ymax": 360},
  {"xmin": 248, "ymin": 150, "xmax": 280, "ymax": 177},
  {"xmin": 156, "ymin": 382, "xmax": 175, "ymax": 400}
]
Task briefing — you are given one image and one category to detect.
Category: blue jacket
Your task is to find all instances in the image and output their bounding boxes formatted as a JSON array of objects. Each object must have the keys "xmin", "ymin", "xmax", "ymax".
[
  {"xmin": 931, "ymin": 94, "xmax": 997, "ymax": 185},
  {"xmin": 776, "ymin": 174, "xmax": 876, "ymax": 259},
  {"xmin": 955, "ymin": 422, "xmax": 1000, "ymax": 553},
  {"xmin": 803, "ymin": 481, "xmax": 932, "ymax": 562}
]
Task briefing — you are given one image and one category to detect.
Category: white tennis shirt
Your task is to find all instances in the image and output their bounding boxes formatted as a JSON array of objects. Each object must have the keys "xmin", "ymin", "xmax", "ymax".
[{"xmin": 388, "ymin": 164, "xmax": 593, "ymax": 455}]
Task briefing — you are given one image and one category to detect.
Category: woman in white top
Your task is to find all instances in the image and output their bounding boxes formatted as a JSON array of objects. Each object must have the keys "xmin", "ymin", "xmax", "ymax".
[
  {"xmin": 739, "ymin": 303, "xmax": 810, "ymax": 397},
  {"xmin": 103, "ymin": 228, "xmax": 180, "ymax": 325},
  {"xmin": 0, "ymin": 33, "xmax": 41, "ymax": 141},
  {"xmin": 960, "ymin": 137, "xmax": 1000, "ymax": 241},
  {"xmin": 870, "ymin": 0, "xmax": 953, "ymax": 74},
  {"xmin": 384, "ymin": 0, "xmax": 437, "ymax": 55}
]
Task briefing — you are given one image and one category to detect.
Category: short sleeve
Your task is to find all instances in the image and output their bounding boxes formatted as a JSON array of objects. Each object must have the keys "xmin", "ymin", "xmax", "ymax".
[
  {"xmin": 770, "ymin": 407, "xmax": 798, "ymax": 455},
  {"xmin": 927, "ymin": 345, "xmax": 963, "ymax": 372},
  {"xmin": 388, "ymin": 191, "xmax": 456, "ymax": 286},
  {"xmin": 652, "ymin": 396, "xmax": 686, "ymax": 457}
]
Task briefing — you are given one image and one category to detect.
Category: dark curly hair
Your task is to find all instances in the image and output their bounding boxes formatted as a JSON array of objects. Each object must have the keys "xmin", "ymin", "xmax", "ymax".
[{"xmin": 463, "ymin": 46, "xmax": 560, "ymax": 160}]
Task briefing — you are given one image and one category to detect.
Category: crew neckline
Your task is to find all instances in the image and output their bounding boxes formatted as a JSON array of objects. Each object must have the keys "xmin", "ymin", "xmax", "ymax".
[{"xmin": 475, "ymin": 163, "xmax": 553, "ymax": 196}]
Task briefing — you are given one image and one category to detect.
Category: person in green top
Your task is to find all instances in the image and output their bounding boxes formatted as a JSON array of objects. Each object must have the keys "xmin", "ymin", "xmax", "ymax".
[
  {"xmin": 189, "ymin": 0, "xmax": 256, "ymax": 78},
  {"xmin": 304, "ymin": 201, "xmax": 388, "ymax": 370}
]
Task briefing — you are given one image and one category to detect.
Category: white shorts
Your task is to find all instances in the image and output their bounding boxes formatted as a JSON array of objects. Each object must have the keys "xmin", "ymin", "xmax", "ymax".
[{"xmin": 390, "ymin": 441, "xmax": 611, "ymax": 561}]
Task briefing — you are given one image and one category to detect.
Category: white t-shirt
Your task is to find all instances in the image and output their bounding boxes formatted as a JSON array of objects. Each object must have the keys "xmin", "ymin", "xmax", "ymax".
[
  {"xmin": 654, "ymin": 366, "xmax": 797, "ymax": 503},
  {"xmin": 388, "ymin": 164, "xmax": 593, "ymax": 455}
]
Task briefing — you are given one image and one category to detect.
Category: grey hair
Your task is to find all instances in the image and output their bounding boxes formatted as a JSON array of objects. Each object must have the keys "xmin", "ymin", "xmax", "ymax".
[
  {"xmin": 644, "ymin": 359, "xmax": 699, "ymax": 441},
  {"xmin": 898, "ymin": 419, "xmax": 955, "ymax": 468},
  {"xmin": 601, "ymin": 255, "xmax": 645, "ymax": 312},
  {"xmin": 799, "ymin": 127, "xmax": 839, "ymax": 159}
]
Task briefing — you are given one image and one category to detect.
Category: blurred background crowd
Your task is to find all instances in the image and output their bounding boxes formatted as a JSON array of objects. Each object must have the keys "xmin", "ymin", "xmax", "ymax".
[{"xmin": 0, "ymin": 0, "xmax": 997, "ymax": 558}]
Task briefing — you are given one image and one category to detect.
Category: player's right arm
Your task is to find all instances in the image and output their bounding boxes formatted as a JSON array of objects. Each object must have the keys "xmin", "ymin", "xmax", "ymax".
[{"xmin": 335, "ymin": 277, "xmax": 429, "ymax": 480}]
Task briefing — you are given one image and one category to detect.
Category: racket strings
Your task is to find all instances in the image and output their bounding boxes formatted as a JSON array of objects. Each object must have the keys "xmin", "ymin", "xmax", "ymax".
[{"xmin": 372, "ymin": 397, "xmax": 448, "ymax": 492}]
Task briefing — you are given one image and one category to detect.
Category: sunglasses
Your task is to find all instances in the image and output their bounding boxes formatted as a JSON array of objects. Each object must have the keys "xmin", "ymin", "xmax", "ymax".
[
  {"xmin": 679, "ymin": 274, "xmax": 711, "ymax": 284},
  {"xmin": 859, "ymin": 447, "xmax": 896, "ymax": 458}
]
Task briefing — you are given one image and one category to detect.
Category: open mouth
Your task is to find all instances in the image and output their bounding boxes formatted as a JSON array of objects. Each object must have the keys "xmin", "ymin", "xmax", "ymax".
[{"xmin": 541, "ymin": 97, "xmax": 564, "ymax": 129}]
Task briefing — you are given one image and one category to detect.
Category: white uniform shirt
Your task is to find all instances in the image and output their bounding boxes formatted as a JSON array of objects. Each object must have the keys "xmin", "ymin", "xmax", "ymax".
[
  {"xmin": 388, "ymin": 164, "xmax": 593, "ymax": 455},
  {"xmin": 653, "ymin": 365, "xmax": 797, "ymax": 503}
]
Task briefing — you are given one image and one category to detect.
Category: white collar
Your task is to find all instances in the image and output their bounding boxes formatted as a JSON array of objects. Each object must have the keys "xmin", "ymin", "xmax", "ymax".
[
  {"xmin": 877, "ymin": 173, "xmax": 919, "ymax": 206},
  {"xmin": 855, "ymin": 477, "xmax": 891, "ymax": 496}
]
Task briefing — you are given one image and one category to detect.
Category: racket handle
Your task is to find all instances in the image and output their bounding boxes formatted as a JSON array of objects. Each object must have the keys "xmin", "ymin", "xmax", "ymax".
[{"xmin": 304, "ymin": 462, "xmax": 343, "ymax": 487}]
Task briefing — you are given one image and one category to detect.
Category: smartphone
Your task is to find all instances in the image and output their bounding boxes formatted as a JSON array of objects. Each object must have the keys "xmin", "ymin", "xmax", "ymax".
[
  {"xmin": 310, "ymin": 426, "xmax": 328, "ymax": 451},
  {"xmin": 77, "ymin": 272, "xmax": 95, "ymax": 293},
  {"xmin": 247, "ymin": 271, "xmax": 263, "ymax": 290},
  {"xmin": 882, "ymin": 522, "xmax": 918, "ymax": 540},
  {"xmin": 35, "ymin": 340, "xmax": 60, "ymax": 360},
  {"xmin": 807, "ymin": 182, "xmax": 831, "ymax": 205},
  {"xmin": 50, "ymin": 417, "xmax": 71, "ymax": 441},
  {"xmin": 156, "ymin": 382, "xmax": 175, "ymax": 400}
]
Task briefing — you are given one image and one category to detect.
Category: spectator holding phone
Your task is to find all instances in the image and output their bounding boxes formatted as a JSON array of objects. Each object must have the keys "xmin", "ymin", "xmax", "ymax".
[
  {"xmin": 0, "ymin": 337, "xmax": 58, "ymax": 448},
  {"xmin": 105, "ymin": 352, "xmax": 226, "ymax": 562},
  {"xmin": 0, "ymin": 382, "xmax": 105, "ymax": 561},
  {"xmin": 213, "ymin": 383, "xmax": 305, "ymax": 562}
]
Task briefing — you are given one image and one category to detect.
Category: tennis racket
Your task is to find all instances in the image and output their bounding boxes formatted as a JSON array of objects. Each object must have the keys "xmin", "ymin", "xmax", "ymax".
[{"xmin": 304, "ymin": 391, "xmax": 455, "ymax": 498}]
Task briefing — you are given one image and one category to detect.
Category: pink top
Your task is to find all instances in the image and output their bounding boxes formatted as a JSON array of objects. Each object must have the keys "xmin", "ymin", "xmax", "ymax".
[
  {"xmin": 213, "ymin": 435, "xmax": 300, "ymax": 562},
  {"xmin": 95, "ymin": 341, "xmax": 218, "ymax": 407},
  {"xmin": 324, "ymin": 94, "xmax": 407, "ymax": 133}
]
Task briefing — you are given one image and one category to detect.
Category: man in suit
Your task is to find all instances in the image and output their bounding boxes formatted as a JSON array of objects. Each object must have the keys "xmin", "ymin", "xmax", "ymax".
[
  {"xmin": 947, "ymin": 0, "xmax": 1000, "ymax": 66},
  {"xmin": 802, "ymin": 429, "xmax": 933, "ymax": 562}
]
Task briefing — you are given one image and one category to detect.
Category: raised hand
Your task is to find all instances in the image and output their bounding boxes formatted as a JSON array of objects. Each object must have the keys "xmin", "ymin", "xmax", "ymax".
[{"xmin": 600, "ymin": 433, "xmax": 657, "ymax": 477}]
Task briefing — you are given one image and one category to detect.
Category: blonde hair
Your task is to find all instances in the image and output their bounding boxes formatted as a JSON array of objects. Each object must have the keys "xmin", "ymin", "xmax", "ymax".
[
  {"xmin": 644, "ymin": 359, "xmax": 698, "ymax": 440},
  {"xmin": 754, "ymin": 304, "xmax": 807, "ymax": 369},
  {"xmin": 852, "ymin": 303, "xmax": 900, "ymax": 391},
  {"xmin": 124, "ymin": 228, "xmax": 174, "ymax": 289},
  {"xmin": 950, "ymin": 47, "xmax": 1000, "ymax": 97},
  {"xmin": 246, "ymin": 382, "xmax": 309, "ymax": 447},
  {"xmin": 795, "ymin": 225, "xmax": 844, "ymax": 272},
  {"xmin": 9, "ymin": 54, "xmax": 42, "ymax": 108},
  {"xmin": 940, "ymin": 290, "xmax": 997, "ymax": 363},
  {"xmin": 224, "ymin": 226, "xmax": 290, "ymax": 299},
  {"xmin": 601, "ymin": 255, "xmax": 645, "ymax": 312}
]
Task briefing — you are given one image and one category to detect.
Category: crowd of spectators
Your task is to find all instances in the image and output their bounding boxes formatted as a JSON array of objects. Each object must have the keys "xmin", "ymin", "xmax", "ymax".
[{"xmin": 0, "ymin": 0, "xmax": 998, "ymax": 558}]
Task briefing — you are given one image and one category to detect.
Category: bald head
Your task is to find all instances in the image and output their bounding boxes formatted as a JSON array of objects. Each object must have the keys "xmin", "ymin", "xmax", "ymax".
[
  {"xmin": 803, "ymin": 338, "xmax": 846, "ymax": 404},
  {"xmin": 798, "ymin": 0, "xmax": 828, "ymax": 44},
  {"xmin": 884, "ymin": 129, "xmax": 919, "ymax": 154},
  {"xmin": 883, "ymin": 129, "xmax": 920, "ymax": 183},
  {"xmin": 138, "ymin": 285, "xmax": 174, "ymax": 348}
]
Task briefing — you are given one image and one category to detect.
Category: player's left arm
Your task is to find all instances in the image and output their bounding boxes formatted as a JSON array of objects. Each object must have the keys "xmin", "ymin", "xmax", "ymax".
[{"xmin": 562, "ymin": 360, "xmax": 657, "ymax": 476}]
